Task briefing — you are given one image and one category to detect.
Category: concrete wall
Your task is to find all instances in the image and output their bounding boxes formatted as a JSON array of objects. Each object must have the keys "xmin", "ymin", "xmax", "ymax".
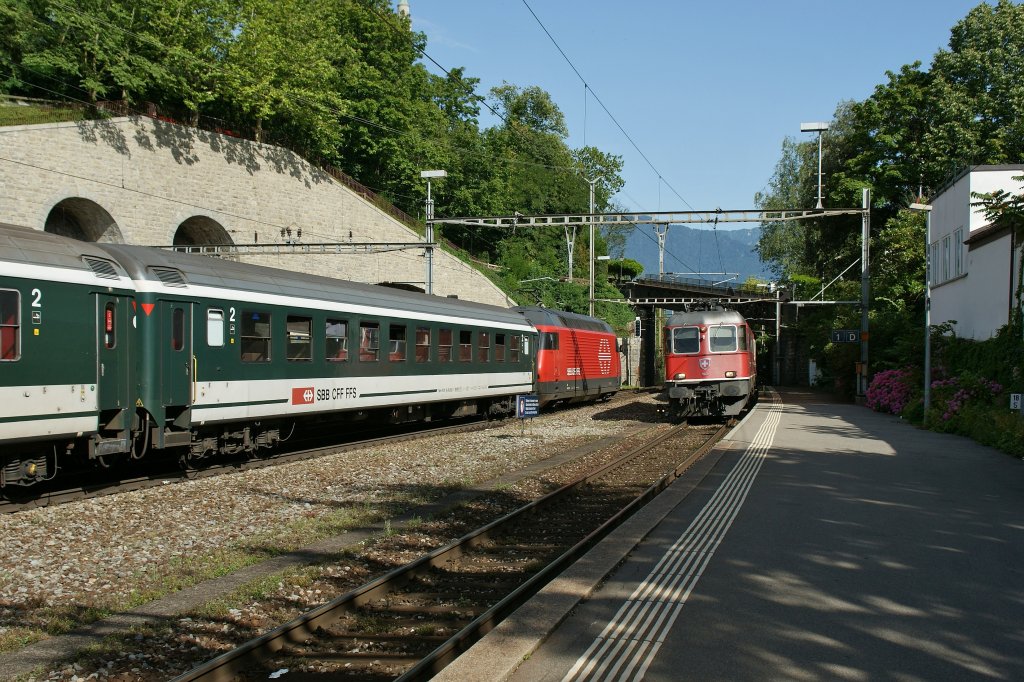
[{"xmin": 0, "ymin": 116, "xmax": 512, "ymax": 307}]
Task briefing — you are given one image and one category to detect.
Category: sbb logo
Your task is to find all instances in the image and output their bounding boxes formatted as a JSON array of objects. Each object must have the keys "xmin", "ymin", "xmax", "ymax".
[{"xmin": 292, "ymin": 387, "xmax": 315, "ymax": 405}]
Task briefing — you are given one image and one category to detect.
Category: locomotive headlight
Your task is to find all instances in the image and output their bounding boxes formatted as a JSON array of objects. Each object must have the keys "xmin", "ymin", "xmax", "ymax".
[
  {"xmin": 725, "ymin": 371, "xmax": 736, "ymax": 378},
  {"xmin": 674, "ymin": 373, "xmax": 686, "ymax": 380}
]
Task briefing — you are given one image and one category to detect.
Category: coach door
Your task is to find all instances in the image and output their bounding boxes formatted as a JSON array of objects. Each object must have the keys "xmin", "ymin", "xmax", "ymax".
[
  {"xmin": 96, "ymin": 294, "xmax": 132, "ymax": 420},
  {"xmin": 159, "ymin": 301, "xmax": 193, "ymax": 409}
]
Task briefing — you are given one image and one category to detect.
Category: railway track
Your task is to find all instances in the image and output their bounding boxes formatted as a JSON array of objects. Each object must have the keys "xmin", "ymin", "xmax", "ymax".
[
  {"xmin": 170, "ymin": 421, "xmax": 728, "ymax": 682},
  {"xmin": 0, "ymin": 419, "xmax": 501, "ymax": 514}
]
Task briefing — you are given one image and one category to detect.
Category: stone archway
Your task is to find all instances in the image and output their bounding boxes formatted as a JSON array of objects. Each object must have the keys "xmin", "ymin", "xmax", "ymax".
[
  {"xmin": 44, "ymin": 198, "xmax": 124, "ymax": 243},
  {"xmin": 173, "ymin": 216, "xmax": 233, "ymax": 246}
]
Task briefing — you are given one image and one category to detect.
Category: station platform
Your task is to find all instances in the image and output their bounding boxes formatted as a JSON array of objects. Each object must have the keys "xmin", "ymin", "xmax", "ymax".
[{"xmin": 435, "ymin": 388, "xmax": 1024, "ymax": 682}]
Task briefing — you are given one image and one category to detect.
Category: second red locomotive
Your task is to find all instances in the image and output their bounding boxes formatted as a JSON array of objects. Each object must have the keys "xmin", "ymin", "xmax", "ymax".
[
  {"xmin": 515, "ymin": 306, "xmax": 621, "ymax": 407},
  {"xmin": 663, "ymin": 307, "xmax": 757, "ymax": 419}
]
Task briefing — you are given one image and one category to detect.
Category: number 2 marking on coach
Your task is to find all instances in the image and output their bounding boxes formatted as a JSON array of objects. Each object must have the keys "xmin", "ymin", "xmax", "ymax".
[{"xmin": 31, "ymin": 288, "xmax": 41, "ymax": 307}]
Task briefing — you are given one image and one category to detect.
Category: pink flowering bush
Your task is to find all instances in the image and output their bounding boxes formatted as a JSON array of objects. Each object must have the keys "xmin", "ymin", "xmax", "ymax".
[
  {"xmin": 928, "ymin": 374, "xmax": 1004, "ymax": 429},
  {"xmin": 866, "ymin": 368, "xmax": 916, "ymax": 415}
]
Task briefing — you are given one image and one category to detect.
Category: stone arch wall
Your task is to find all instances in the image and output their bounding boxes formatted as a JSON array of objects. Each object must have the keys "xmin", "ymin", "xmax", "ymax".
[
  {"xmin": 0, "ymin": 117, "xmax": 512, "ymax": 307},
  {"xmin": 44, "ymin": 197, "xmax": 124, "ymax": 243},
  {"xmin": 174, "ymin": 215, "xmax": 232, "ymax": 246}
]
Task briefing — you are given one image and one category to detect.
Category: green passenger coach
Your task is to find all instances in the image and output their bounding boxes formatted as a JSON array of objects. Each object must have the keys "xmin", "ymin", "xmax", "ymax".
[{"xmin": 0, "ymin": 223, "xmax": 538, "ymax": 487}]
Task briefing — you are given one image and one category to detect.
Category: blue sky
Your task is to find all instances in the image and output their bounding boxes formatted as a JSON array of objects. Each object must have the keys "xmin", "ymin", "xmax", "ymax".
[{"xmin": 406, "ymin": 1, "xmax": 990, "ymax": 220}]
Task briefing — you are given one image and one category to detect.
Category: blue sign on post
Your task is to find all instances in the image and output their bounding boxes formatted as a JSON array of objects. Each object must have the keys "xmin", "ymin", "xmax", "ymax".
[{"xmin": 516, "ymin": 394, "xmax": 540, "ymax": 419}]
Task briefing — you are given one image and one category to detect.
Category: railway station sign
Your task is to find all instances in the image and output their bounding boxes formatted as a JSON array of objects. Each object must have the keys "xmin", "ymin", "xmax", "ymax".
[
  {"xmin": 830, "ymin": 329, "xmax": 859, "ymax": 343},
  {"xmin": 516, "ymin": 394, "xmax": 540, "ymax": 419},
  {"xmin": 1011, "ymin": 393, "xmax": 1022, "ymax": 411}
]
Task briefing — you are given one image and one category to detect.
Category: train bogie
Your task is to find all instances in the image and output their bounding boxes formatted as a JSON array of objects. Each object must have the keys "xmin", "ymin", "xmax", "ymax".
[{"xmin": 662, "ymin": 307, "xmax": 757, "ymax": 420}]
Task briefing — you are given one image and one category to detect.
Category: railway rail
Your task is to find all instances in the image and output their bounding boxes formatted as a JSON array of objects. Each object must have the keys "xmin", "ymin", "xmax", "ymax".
[{"xmin": 171, "ymin": 420, "xmax": 728, "ymax": 682}]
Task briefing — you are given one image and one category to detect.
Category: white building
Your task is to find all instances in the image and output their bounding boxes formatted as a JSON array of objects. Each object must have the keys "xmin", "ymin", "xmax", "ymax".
[{"xmin": 929, "ymin": 164, "xmax": 1024, "ymax": 340}]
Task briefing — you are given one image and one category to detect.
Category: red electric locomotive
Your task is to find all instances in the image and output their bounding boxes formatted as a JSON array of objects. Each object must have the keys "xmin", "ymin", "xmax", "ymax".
[
  {"xmin": 663, "ymin": 307, "xmax": 757, "ymax": 419},
  {"xmin": 513, "ymin": 306, "xmax": 621, "ymax": 407}
]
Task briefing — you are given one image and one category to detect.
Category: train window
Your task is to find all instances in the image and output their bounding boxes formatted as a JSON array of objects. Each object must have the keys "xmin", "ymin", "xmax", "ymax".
[
  {"xmin": 710, "ymin": 325, "xmax": 738, "ymax": 353},
  {"xmin": 509, "ymin": 334, "xmax": 521, "ymax": 363},
  {"xmin": 359, "ymin": 322, "xmax": 380, "ymax": 361},
  {"xmin": 438, "ymin": 328, "xmax": 453, "ymax": 362},
  {"xmin": 539, "ymin": 331, "xmax": 559, "ymax": 350},
  {"xmin": 287, "ymin": 316, "xmax": 312, "ymax": 362},
  {"xmin": 0, "ymin": 289, "xmax": 20, "ymax": 361},
  {"xmin": 495, "ymin": 333, "xmax": 506, "ymax": 362},
  {"xmin": 672, "ymin": 327, "xmax": 699, "ymax": 354},
  {"xmin": 389, "ymin": 324, "xmax": 407, "ymax": 361},
  {"xmin": 104, "ymin": 302, "xmax": 117, "ymax": 349},
  {"xmin": 459, "ymin": 330, "xmax": 472, "ymax": 362},
  {"xmin": 207, "ymin": 309, "xmax": 225, "ymax": 347},
  {"xmin": 478, "ymin": 332, "xmax": 490, "ymax": 362},
  {"xmin": 171, "ymin": 307, "xmax": 184, "ymax": 351},
  {"xmin": 241, "ymin": 310, "xmax": 272, "ymax": 362},
  {"xmin": 326, "ymin": 319, "xmax": 348, "ymax": 361},
  {"xmin": 738, "ymin": 327, "xmax": 749, "ymax": 351},
  {"xmin": 415, "ymin": 327, "xmax": 430, "ymax": 363}
]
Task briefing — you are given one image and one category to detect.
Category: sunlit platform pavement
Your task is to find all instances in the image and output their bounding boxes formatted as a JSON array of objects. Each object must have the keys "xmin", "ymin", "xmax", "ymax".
[{"xmin": 436, "ymin": 388, "xmax": 1024, "ymax": 682}]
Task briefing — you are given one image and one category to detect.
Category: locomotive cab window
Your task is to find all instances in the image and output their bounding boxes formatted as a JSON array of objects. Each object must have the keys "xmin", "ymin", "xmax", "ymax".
[
  {"xmin": 207, "ymin": 309, "xmax": 225, "ymax": 347},
  {"xmin": 326, "ymin": 320, "xmax": 348, "ymax": 361},
  {"xmin": 287, "ymin": 316, "xmax": 312, "ymax": 361},
  {"xmin": 671, "ymin": 327, "xmax": 699, "ymax": 354},
  {"xmin": 710, "ymin": 325, "xmax": 738, "ymax": 353},
  {"xmin": 359, "ymin": 322, "xmax": 380, "ymax": 361},
  {"xmin": 389, "ymin": 324, "xmax": 407, "ymax": 361},
  {"xmin": 0, "ymin": 289, "xmax": 20, "ymax": 361},
  {"xmin": 438, "ymin": 328, "xmax": 453, "ymax": 362},
  {"xmin": 738, "ymin": 327, "xmax": 749, "ymax": 351},
  {"xmin": 415, "ymin": 327, "xmax": 430, "ymax": 363},
  {"xmin": 539, "ymin": 331, "xmax": 559, "ymax": 350},
  {"xmin": 459, "ymin": 330, "xmax": 472, "ymax": 362},
  {"xmin": 241, "ymin": 310, "xmax": 272, "ymax": 362}
]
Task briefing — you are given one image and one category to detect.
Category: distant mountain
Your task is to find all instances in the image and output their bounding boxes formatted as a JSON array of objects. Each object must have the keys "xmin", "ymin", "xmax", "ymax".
[{"xmin": 624, "ymin": 225, "xmax": 771, "ymax": 284}]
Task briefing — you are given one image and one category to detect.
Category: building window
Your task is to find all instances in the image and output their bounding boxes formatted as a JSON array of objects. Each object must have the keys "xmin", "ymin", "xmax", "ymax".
[
  {"xmin": 241, "ymin": 310, "xmax": 271, "ymax": 362},
  {"xmin": 326, "ymin": 319, "xmax": 348, "ymax": 361},
  {"xmin": 207, "ymin": 309, "xmax": 224, "ymax": 347},
  {"xmin": 438, "ymin": 328, "xmax": 453, "ymax": 362},
  {"xmin": 930, "ymin": 241, "xmax": 941, "ymax": 284},
  {"xmin": 942, "ymin": 234, "xmax": 951, "ymax": 282},
  {"xmin": 287, "ymin": 316, "xmax": 312, "ymax": 361},
  {"xmin": 495, "ymin": 333, "xmax": 506, "ymax": 362},
  {"xmin": 415, "ymin": 327, "xmax": 430, "ymax": 363},
  {"xmin": 953, "ymin": 227, "xmax": 964, "ymax": 277},
  {"xmin": 0, "ymin": 289, "xmax": 20, "ymax": 361},
  {"xmin": 389, "ymin": 324, "xmax": 407, "ymax": 361},
  {"xmin": 710, "ymin": 325, "xmax": 738, "ymax": 353},
  {"xmin": 359, "ymin": 322, "xmax": 380, "ymax": 361}
]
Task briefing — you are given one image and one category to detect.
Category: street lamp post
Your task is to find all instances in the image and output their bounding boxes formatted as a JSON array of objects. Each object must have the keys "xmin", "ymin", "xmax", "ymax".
[
  {"xmin": 801, "ymin": 122, "xmax": 829, "ymax": 209},
  {"xmin": 420, "ymin": 169, "xmax": 447, "ymax": 295},
  {"xmin": 909, "ymin": 202, "xmax": 933, "ymax": 424}
]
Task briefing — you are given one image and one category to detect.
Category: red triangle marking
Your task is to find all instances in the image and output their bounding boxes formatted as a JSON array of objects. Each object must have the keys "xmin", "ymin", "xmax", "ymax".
[{"xmin": 141, "ymin": 303, "xmax": 156, "ymax": 316}]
